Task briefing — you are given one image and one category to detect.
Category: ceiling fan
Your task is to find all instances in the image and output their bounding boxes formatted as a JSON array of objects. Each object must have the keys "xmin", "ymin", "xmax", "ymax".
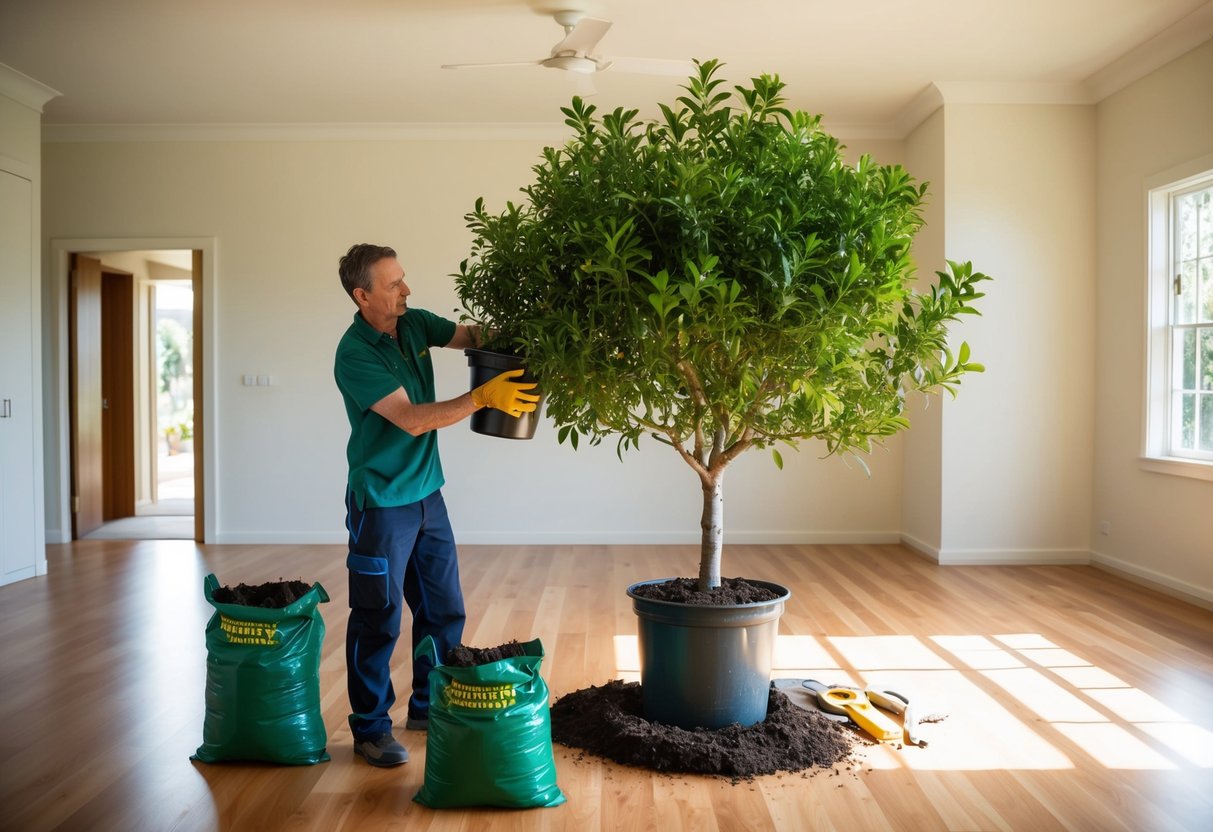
[{"xmin": 441, "ymin": 9, "xmax": 694, "ymax": 78}]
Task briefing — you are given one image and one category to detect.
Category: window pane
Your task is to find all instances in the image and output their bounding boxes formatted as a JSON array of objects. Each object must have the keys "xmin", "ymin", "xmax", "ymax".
[
  {"xmin": 1176, "ymin": 328, "xmax": 1197, "ymax": 390},
  {"xmin": 1180, "ymin": 393, "xmax": 1196, "ymax": 450},
  {"xmin": 1201, "ymin": 395, "xmax": 1213, "ymax": 452},
  {"xmin": 1204, "ymin": 328, "xmax": 1213, "ymax": 392},
  {"xmin": 1200, "ymin": 188, "xmax": 1213, "ymax": 258},
  {"xmin": 1202, "ymin": 258, "xmax": 1213, "ymax": 323},
  {"xmin": 1178, "ymin": 192, "xmax": 1199, "ymax": 261},
  {"xmin": 1176, "ymin": 261, "xmax": 1197, "ymax": 324}
]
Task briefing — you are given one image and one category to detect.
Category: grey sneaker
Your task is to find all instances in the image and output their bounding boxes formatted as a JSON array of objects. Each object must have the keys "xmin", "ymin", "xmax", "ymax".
[
  {"xmin": 405, "ymin": 715, "xmax": 429, "ymax": 731},
  {"xmin": 353, "ymin": 733, "xmax": 408, "ymax": 767}
]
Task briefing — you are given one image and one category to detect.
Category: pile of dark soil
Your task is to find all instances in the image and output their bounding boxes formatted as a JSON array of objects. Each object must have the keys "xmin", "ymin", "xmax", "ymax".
[
  {"xmin": 445, "ymin": 639, "xmax": 529, "ymax": 667},
  {"xmin": 212, "ymin": 579, "xmax": 311, "ymax": 608},
  {"xmin": 630, "ymin": 577, "xmax": 781, "ymax": 605},
  {"xmin": 550, "ymin": 680, "xmax": 855, "ymax": 779}
]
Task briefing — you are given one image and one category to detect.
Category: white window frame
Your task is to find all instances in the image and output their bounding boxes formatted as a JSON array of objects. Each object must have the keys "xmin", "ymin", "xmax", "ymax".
[{"xmin": 1143, "ymin": 155, "xmax": 1213, "ymax": 482}]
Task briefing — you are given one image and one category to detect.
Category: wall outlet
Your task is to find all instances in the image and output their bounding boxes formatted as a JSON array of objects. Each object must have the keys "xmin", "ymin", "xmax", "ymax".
[
  {"xmin": 1098, "ymin": 520, "xmax": 1111, "ymax": 535},
  {"xmin": 257, "ymin": 375, "xmax": 271, "ymax": 386},
  {"xmin": 242, "ymin": 374, "xmax": 255, "ymax": 386}
]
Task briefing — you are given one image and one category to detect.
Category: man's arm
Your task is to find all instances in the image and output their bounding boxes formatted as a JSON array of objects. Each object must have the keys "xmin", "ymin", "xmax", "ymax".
[
  {"xmin": 370, "ymin": 387, "xmax": 478, "ymax": 436},
  {"xmin": 445, "ymin": 324, "xmax": 482, "ymax": 350}
]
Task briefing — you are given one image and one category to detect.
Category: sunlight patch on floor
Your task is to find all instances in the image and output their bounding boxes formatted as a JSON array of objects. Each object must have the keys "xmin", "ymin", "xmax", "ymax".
[{"xmin": 608, "ymin": 631, "xmax": 1209, "ymax": 771}]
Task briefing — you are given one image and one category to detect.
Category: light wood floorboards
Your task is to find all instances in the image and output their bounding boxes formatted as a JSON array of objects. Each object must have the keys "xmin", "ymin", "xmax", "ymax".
[{"xmin": 1, "ymin": 541, "xmax": 1211, "ymax": 831}]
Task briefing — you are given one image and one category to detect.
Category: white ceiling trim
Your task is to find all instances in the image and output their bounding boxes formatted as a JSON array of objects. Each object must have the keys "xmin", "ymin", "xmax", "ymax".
[
  {"xmin": 41, "ymin": 122, "xmax": 576, "ymax": 144},
  {"xmin": 0, "ymin": 62, "xmax": 61, "ymax": 112},
  {"xmin": 1086, "ymin": 2, "xmax": 1213, "ymax": 101}
]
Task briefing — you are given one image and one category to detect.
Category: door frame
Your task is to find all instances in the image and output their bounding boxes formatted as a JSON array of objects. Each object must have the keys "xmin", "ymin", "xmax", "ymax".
[{"xmin": 49, "ymin": 237, "xmax": 216, "ymax": 544}]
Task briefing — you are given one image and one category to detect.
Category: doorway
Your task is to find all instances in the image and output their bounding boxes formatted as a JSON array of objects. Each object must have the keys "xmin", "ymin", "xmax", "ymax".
[{"xmin": 68, "ymin": 249, "xmax": 203, "ymax": 541}]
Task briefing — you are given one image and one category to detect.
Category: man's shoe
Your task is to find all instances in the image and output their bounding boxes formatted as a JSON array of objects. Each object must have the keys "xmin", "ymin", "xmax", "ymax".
[
  {"xmin": 405, "ymin": 715, "xmax": 429, "ymax": 731},
  {"xmin": 353, "ymin": 733, "xmax": 408, "ymax": 767}
]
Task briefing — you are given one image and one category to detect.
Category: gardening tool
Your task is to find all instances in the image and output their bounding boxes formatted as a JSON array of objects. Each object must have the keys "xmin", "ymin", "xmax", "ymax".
[
  {"xmin": 817, "ymin": 687, "xmax": 903, "ymax": 742},
  {"xmin": 865, "ymin": 689, "xmax": 928, "ymax": 747},
  {"xmin": 770, "ymin": 678, "xmax": 850, "ymax": 723}
]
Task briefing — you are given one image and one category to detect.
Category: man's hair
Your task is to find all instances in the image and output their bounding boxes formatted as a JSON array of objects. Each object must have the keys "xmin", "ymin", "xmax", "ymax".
[{"xmin": 339, "ymin": 243, "xmax": 397, "ymax": 303}]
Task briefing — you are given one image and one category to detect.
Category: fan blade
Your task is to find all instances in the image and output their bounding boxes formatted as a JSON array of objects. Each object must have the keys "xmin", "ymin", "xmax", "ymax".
[
  {"xmin": 603, "ymin": 56, "xmax": 697, "ymax": 76},
  {"xmin": 441, "ymin": 60, "xmax": 545, "ymax": 70},
  {"xmin": 551, "ymin": 17, "xmax": 612, "ymax": 57}
]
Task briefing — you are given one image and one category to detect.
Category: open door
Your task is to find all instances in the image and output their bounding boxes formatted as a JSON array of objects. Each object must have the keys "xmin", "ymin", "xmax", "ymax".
[{"xmin": 70, "ymin": 254, "xmax": 104, "ymax": 538}]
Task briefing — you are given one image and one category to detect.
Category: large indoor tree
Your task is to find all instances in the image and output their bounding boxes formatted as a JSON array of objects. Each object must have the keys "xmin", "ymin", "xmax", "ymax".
[{"xmin": 456, "ymin": 60, "xmax": 989, "ymax": 592}]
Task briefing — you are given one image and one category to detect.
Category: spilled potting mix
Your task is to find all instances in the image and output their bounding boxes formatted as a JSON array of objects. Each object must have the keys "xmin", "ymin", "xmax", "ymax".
[{"xmin": 549, "ymin": 679, "xmax": 856, "ymax": 779}]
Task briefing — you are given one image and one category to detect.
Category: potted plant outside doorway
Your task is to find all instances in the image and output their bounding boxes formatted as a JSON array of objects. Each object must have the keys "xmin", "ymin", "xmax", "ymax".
[{"xmin": 455, "ymin": 60, "xmax": 989, "ymax": 729}]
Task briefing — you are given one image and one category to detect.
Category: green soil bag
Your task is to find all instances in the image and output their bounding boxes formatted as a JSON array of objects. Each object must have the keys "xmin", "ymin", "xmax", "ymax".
[
  {"xmin": 192, "ymin": 574, "xmax": 331, "ymax": 765},
  {"xmin": 413, "ymin": 636, "xmax": 565, "ymax": 809}
]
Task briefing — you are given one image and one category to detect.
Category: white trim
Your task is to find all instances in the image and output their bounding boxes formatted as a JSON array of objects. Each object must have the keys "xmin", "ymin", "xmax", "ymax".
[
  {"xmin": 0, "ymin": 62, "xmax": 60, "ymax": 112},
  {"xmin": 1138, "ymin": 456, "xmax": 1213, "ymax": 482},
  {"xmin": 0, "ymin": 566, "xmax": 37, "ymax": 587},
  {"xmin": 1090, "ymin": 549, "xmax": 1213, "ymax": 610},
  {"xmin": 41, "ymin": 122, "xmax": 576, "ymax": 144},
  {"xmin": 49, "ymin": 237, "xmax": 218, "ymax": 544},
  {"xmin": 900, "ymin": 532, "xmax": 941, "ymax": 562},
  {"xmin": 214, "ymin": 530, "xmax": 903, "ymax": 545},
  {"xmin": 934, "ymin": 548, "xmax": 1092, "ymax": 566},
  {"xmin": 1086, "ymin": 3, "xmax": 1213, "ymax": 103},
  {"xmin": 1142, "ymin": 155, "xmax": 1213, "ymax": 472},
  {"xmin": 44, "ymin": 529, "xmax": 69, "ymax": 545},
  {"xmin": 932, "ymin": 80, "xmax": 1093, "ymax": 105}
]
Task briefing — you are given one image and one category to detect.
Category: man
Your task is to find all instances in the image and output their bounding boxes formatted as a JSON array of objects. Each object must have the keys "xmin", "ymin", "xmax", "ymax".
[{"xmin": 334, "ymin": 243, "xmax": 538, "ymax": 767}]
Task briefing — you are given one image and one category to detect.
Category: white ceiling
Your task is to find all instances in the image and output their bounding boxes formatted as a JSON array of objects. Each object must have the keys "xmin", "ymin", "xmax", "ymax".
[{"xmin": 2, "ymin": 0, "xmax": 1210, "ymax": 134}]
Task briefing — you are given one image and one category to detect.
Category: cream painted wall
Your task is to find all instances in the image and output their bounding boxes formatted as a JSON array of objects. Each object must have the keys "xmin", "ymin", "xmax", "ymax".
[
  {"xmin": 42, "ymin": 136, "xmax": 906, "ymax": 545},
  {"xmin": 901, "ymin": 108, "xmax": 946, "ymax": 554},
  {"xmin": 1093, "ymin": 40, "xmax": 1213, "ymax": 599},
  {"xmin": 941, "ymin": 103, "xmax": 1096, "ymax": 562}
]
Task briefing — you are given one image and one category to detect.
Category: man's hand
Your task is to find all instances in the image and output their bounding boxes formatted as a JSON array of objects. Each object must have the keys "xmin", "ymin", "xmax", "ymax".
[{"xmin": 471, "ymin": 369, "xmax": 540, "ymax": 418}]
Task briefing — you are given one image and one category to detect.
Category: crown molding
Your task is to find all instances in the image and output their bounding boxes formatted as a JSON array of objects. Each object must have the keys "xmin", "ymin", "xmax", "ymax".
[
  {"xmin": 0, "ymin": 63, "xmax": 60, "ymax": 112},
  {"xmin": 1086, "ymin": 2, "xmax": 1213, "ymax": 102},
  {"xmin": 41, "ymin": 121, "xmax": 575, "ymax": 143}
]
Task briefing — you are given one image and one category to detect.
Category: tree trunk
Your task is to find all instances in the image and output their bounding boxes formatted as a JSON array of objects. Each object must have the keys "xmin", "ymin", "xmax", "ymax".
[{"xmin": 697, "ymin": 474, "xmax": 723, "ymax": 591}]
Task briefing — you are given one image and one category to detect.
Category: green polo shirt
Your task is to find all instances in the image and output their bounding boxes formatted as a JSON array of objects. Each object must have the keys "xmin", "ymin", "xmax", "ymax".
[{"xmin": 335, "ymin": 308, "xmax": 458, "ymax": 509}]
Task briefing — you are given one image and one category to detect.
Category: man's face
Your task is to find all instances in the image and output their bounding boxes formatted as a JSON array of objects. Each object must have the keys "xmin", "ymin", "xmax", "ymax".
[{"xmin": 360, "ymin": 257, "xmax": 410, "ymax": 320}]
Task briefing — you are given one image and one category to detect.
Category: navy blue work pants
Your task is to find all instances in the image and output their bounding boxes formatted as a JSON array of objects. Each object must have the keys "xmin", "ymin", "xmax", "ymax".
[{"xmin": 345, "ymin": 489, "xmax": 465, "ymax": 741}]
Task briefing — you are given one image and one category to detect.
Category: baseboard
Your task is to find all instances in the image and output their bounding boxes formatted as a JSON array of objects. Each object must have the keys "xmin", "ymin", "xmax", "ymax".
[
  {"xmin": 934, "ymin": 547, "xmax": 1091, "ymax": 566},
  {"xmin": 454, "ymin": 530, "xmax": 904, "ymax": 545},
  {"xmin": 900, "ymin": 534, "xmax": 940, "ymax": 561},
  {"xmin": 210, "ymin": 529, "xmax": 903, "ymax": 546},
  {"xmin": 1090, "ymin": 550, "xmax": 1213, "ymax": 610},
  {"xmin": 45, "ymin": 529, "xmax": 69, "ymax": 544}
]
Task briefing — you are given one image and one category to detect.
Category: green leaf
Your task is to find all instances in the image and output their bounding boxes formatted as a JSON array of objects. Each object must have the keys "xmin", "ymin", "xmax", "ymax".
[{"xmin": 772, "ymin": 449, "xmax": 783, "ymax": 470}]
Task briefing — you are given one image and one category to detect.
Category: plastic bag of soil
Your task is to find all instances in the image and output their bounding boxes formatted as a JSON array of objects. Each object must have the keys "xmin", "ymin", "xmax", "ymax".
[
  {"xmin": 413, "ymin": 635, "xmax": 565, "ymax": 809},
  {"xmin": 191, "ymin": 573, "xmax": 331, "ymax": 765}
]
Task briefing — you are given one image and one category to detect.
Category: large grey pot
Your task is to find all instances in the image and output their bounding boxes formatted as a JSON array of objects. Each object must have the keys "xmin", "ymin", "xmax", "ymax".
[{"xmin": 626, "ymin": 578, "xmax": 790, "ymax": 730}]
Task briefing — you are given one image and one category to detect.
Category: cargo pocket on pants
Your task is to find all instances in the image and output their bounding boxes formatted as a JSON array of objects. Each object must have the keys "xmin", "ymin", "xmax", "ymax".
[{"xmin": 347, "ymin": 554, "xmax": 389, "ymax": 609}]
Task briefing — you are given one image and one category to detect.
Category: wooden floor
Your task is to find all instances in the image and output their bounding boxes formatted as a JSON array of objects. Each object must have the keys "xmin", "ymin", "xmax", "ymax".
[{"xmin": 2, "ymin": 541, "xmax": 1211, "ymax": 831}]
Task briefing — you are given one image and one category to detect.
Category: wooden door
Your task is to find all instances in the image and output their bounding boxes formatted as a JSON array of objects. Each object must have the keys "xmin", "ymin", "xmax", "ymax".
[
  {"xmin": 70, "ymin": 254, "xmax": 104, "ymax": 538},
  {"xmin": 101, "ymin": 270, "xmax": 135, "ymax": 519}
]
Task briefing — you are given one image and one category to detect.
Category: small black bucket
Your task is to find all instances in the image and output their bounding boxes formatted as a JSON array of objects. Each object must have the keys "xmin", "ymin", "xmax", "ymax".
[{"xmin": 465, "ymin": 348, "xmax": 542, "ymax": 440}]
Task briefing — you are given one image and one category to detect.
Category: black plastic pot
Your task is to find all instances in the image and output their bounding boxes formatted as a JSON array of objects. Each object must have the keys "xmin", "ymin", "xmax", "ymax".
[
  {"xmin": 465, "ymin": 348, "xmax": 542, "ymax": 440},
  {"xmin": 626, "ymin": 578, "xmax": 790, "ymax": 730}
]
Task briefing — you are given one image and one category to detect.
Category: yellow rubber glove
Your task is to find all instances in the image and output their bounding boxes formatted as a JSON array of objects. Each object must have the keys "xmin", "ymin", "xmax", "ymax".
[{"xmin": 471, "ymin": 369, "xmax": 540, "ymax": 418}]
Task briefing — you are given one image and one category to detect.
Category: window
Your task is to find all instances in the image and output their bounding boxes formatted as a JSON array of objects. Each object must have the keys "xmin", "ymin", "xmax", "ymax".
[{"xmin": 1144, "ymin": 163, "xmax": 1213, "ymax": 480}]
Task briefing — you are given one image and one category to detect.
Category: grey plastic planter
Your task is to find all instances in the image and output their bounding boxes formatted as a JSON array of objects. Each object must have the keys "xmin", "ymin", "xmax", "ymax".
[
  {"xmin": 626, "ymin": 578, "xmax": 790, "ymax": 730},
  {"xmin": 465, "ymin": 348, "xmax": 542, "ymax": 440}
]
